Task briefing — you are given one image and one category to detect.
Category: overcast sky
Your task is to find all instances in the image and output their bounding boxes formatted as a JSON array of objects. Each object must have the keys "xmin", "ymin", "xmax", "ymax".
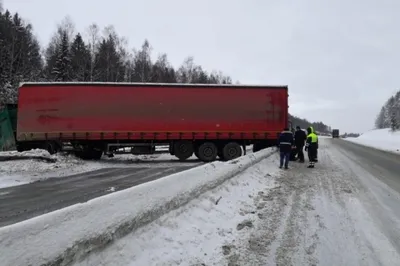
[{"xmin": 4, "ymin": 0, "xmax": 400, "ymax": 133}]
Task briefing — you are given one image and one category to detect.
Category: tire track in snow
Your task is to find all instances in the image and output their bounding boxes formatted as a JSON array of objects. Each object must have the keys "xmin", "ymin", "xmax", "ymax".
[
  {"xmin": 221, "ymin": 152, "xmax": 322, "ymax": 266},
  {"xmin": 228, "ymin": 139, "xmax": 400, "ymax": 265}
]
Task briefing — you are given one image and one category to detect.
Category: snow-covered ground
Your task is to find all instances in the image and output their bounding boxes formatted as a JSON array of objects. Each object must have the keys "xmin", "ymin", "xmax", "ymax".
[
  {"xmin": 74, "ymin": 139, "xmax": 400, "ymax": 266},
  {"xmin": 76, "ymin": 153, "xmax": 281, "ymax": 266},
  {"xmin": 0, "ymin": 149, "xmax": 199, "ymax": 189},
  {"xmin": 345, "ymin": 128, "xmax": 400, "ymax": 153},
  {"xmin": 2, "ymin": 139, "xmax": 400, "ymax": 265},
  {"xmin": 0, "ymin": 147, "xmax": 270, "ymax": 266}
]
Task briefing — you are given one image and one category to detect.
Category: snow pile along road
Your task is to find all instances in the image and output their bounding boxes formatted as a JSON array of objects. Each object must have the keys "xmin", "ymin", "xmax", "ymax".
[
  {"xmin": 0, "ymin": 150, "xmax": 95, "ymax": 188},
  {"xmin": 345, "ymin": 128, "xmax": 400, "ymax": 153},
  {"xmin": 0, "ymin": 147, "xmax": 275, "ymax": 266},
  {"xmin": 0, "ymin": 148, "xmax": 52, "ymax": 159}
]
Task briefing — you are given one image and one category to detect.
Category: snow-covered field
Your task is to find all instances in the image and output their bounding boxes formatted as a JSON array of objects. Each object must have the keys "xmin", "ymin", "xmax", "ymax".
[
  {"xmin": 0, "ymin": 149, "xmax": 199, "ymax": 189},
  {"xmin": 345, "ymin": 128, "xmax": 400, "ymax": 153}
]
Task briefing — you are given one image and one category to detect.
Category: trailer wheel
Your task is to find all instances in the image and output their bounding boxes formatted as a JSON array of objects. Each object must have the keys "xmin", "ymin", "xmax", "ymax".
[
  {"xmin": 45, "ymin": 142, "xmax": 56, "ymax": 155},
  {"xmin": 197, "ymin": 142, "xmax": 218, "ymax": 162},
  {"xmin": 173, "ymin": 140, "xmax": 194, "ymax": 161},
  {"xmin": 223, "ymin": 142, "xmax": 242, "ymax": 161}
]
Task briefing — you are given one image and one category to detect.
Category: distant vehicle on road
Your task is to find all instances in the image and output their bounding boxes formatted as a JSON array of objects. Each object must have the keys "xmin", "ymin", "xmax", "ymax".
[
  {"xmin": 332, "ymin": 129, "xmax": 340, "ymax": 138},
  {"xmin": 0, "ymin": 82, "xmax": 291, "ymax": 162}
]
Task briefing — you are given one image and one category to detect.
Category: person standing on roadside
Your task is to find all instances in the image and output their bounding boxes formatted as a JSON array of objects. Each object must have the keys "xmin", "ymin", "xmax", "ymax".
[
  {"xmin": 305, "ymin": 126, "xmax": 318, "ymax": 168},
  {"xmin": 309, "ymin": 126, "xmax": 319, "ymax": 162},
  {"xmin": 294, "ymin": 126, "xmax": 307, "ymax": 163},
  {"xmin": 278, "ymin": 127, "xmax": 294, "ymax": 169}
]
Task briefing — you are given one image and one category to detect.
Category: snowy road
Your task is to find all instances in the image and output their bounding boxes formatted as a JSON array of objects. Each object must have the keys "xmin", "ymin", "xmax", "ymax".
[
  {"xmin": 76, "ymin": 138, "xmax": 400, "ymax": 266},
  {"xmin": 237, "ymin": 139, "xmax": 400, "ymax": 265},
  {"xmin": 0, "ymin": 164, "xmax": 198, "ymax": 227}
]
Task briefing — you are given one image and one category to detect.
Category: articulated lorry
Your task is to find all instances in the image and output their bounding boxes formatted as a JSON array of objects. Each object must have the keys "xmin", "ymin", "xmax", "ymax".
[
  {"xmin": 0, "ymin": 82, "xmax": 290, "ymax": 162},
  {"xmin": 332, "ymin": 129, "xmax": 340, "ymax": 138}
]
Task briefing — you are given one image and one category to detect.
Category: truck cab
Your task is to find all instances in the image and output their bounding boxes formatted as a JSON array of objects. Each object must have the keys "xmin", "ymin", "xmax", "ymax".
[{"xmin": 332, "ymin": 129, "xmax": 340, "ymax": 138}]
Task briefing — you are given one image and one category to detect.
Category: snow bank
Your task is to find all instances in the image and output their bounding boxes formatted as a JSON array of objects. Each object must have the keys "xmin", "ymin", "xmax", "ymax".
[
  {"xmin": 0, "ymin": 147, "xmax": 275, "ymax": 266},
  {"xmin": 345, "ymin": 128, "xmax": 400, "ymax": 153},
  {"xmin": 0, "ymin": 148, "xmax": 52, "ymax": 158}
]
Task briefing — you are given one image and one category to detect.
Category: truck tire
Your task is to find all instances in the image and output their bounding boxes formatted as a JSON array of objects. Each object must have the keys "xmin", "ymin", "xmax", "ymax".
[
  {"xmin": 197, "ymin": 142, "xmax": 218, "ymax": 162},
  {"xmin": 173, "ymin": 140, "xmax": 194, "ymax": 161},
  {"xmin": 44, "ymin": 142, "xmax": 56, "ymax": 155},
  {"xmin": 223, "ymin": 142, "xmax": 242, "ymax": 161}
]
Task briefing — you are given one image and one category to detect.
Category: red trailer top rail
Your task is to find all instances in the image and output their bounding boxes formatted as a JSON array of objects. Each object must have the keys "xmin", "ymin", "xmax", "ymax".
[{"xmin": 19, "ymin": 81, "xmax": 288, "ymax": 89}]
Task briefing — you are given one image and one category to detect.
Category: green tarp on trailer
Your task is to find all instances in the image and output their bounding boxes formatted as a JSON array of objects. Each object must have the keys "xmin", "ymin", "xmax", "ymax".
[{"xmin": 0, "ymin": 104, "xmax": 18, "ymax": 151}]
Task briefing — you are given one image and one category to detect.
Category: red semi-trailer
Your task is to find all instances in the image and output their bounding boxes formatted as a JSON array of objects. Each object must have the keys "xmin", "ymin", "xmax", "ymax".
[{"xmin": 16, "ymin": 82, "xmax": 289, "ymax": 162}]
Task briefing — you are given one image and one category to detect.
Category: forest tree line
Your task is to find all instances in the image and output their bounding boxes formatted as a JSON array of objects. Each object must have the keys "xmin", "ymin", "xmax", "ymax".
[
  {"xmin": 289, "ymin": 115, "xmax": 330, "ymax": 133},
  {"xmin": 0, "ymin": 4, "xmax": 331, "ymax": 132},
  {"xmin": 0, "ymin": 11, "xmax": 232, "ymax": 104},
  {"xmin": 375, "ymin": 90, "xmax": 400, "ymax": 131}
]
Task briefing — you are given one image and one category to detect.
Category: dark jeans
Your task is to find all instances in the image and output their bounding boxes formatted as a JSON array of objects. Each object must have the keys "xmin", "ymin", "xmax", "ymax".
[
  {"xmin": 280, "ymin": 151, "xmax": 291, "ymax": 168},
  {"xmin": 296, "ymin": 145, "xmax": 304, "ymax": 161}
]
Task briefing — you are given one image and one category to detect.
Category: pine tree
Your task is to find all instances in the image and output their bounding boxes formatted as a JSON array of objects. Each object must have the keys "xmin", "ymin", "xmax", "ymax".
[
  {"xmin": 197, "ymin": 69, "xmax": 209, "ymax": 84},
  {"xmin": 375, "ymin": 106, "xmax": 386, "ymax": 129},
  {"xmin": 70, "ymin": 33, "xmax": 90, "ymax": 81},
  {"xmin": 51, "ymin": 30, "xmax": 71, "ymax": 81},
  {"xmin": 375, "ymin": 91, "xmax": 400, "ymax": 130},
  {"xmin": 384, "ymin": 97, "xmax": 395, "ymax": 128},
  {"xmin": 132, "ymin": 39, "xmax": 152, "ymax": 82},
  {"xmin": 0, "ymin": 10, "xmax": 42, "ymax": 103},
  {"xmin": 150, "ymin": 53, "xmax": 176, "ymax": 83},
  {"xmin": 93, "ymin": 34, "xmax": 124, "ymax": 82},
  {"xmin": 390, "ymin": 111, "xmax": 398, "ymax": 131}
]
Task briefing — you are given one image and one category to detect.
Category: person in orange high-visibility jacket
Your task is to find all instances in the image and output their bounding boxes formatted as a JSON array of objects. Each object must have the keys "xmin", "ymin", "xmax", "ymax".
[{"xmin": 305, "ymin": 126, "xmax": 318, "ymax": 168}]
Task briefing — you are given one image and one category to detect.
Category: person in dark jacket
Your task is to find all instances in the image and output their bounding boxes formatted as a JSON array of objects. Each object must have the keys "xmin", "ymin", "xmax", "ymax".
[
  {"xmin": 294, "ymin": 126, "xmax": 307, "ymax": 163},
  {"xmin": 305, "ymin": 126, "xmax": 318, "ymax": 168},
  {"xmin": 278, "ymin": 128, "xmax": 294, "ymax": 169}
]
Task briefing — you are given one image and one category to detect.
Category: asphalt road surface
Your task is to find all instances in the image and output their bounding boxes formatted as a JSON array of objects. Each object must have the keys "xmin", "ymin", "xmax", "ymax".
[
  {"xmin": 0, "ymin": 165, "xmax": 197, "ymax": 227},
  {"xmin": 333, "ymin": 138, "xmax": 400, "ymax": 193}
]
